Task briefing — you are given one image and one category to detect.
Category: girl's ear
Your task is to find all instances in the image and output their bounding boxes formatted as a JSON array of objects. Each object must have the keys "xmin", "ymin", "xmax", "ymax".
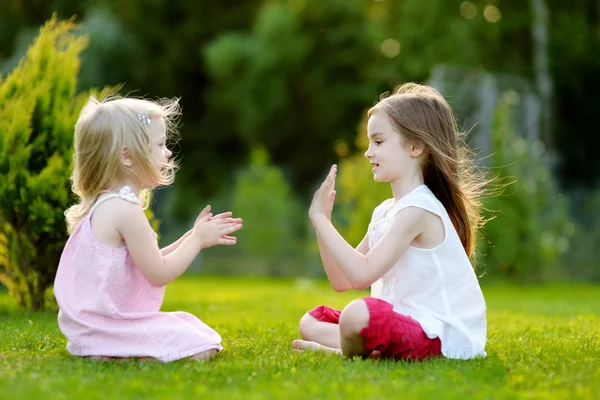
[
  {"xmin": 121, "ymin": 146, "xmax": 133, "ymax": 167},
  {"xmin": 409, "ymin": 141, "xmax": 425, "ymax": 158}
]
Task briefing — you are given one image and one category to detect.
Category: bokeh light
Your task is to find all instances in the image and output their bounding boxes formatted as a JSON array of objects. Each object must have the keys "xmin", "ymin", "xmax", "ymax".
[
  {"xmin": 483, "ymin": 5, "xmax": 501, "ymax": 23},
  {"xmin": 381, "ymin": 38, "xmax": 401, "ymax": 58},
  {"xmin": 460, "ymin": 2, "xmax": 477, "ymax": 20}
]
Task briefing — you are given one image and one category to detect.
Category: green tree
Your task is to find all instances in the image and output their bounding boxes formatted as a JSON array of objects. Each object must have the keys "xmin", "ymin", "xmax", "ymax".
[
  {"xmin": 230, "ymin": 147, "xmax": 303, "ymax": 275},
  {"xmin": 0, "ymin": 17, "xmax": 110, "ymax": 310},
  {"xmin": 204, "ymin": 0, "xmax": 383, "ymax": 198},
  {"xmin": 479, "ymin": 91, "xmax": 573, "ymax": 282}
]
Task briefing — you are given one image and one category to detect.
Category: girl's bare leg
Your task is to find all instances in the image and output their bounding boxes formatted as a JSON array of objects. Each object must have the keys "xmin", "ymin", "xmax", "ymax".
[
  {"xmin": 291, "ymin": 313, "xmax": 341, "ymax": 352},
  {"xmin": 293, "ymin": 301, "xmax": 376, "ymax": 358},
  {"xmin": 338, "ymin": 299, "xmax": 371, "ymax": 358}
]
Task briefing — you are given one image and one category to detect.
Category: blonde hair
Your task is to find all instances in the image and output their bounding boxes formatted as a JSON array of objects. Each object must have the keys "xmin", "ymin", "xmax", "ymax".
[
  {"xmin": 65, "ymin": 96, "xmax": 181, "ymax": 234},
  {"xmin": 369, "ymin": 83, "xmax": 488, "ymax": 259}
]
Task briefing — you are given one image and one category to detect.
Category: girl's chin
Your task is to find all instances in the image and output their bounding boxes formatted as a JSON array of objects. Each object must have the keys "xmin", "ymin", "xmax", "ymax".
[{"xmin": 372, "ymin": 174, "xmax": 387, "ymax": 183}]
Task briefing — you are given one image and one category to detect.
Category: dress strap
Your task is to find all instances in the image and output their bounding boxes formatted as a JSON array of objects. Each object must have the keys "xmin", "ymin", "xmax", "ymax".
[{"xmin": 88, "ymin": 186, "xmax": 143, "ymax": 216}]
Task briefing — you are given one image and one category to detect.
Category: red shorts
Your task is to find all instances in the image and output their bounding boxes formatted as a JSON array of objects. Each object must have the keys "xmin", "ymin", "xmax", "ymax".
[{"xmin": 308, "ymin": 297, "xmax": 442, "ymax": 361}]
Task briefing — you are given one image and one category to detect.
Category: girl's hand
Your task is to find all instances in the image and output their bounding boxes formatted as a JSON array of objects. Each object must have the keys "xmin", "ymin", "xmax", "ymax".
[
  {"xmin": 194, "ymin": 206, "xmax": 242, "ymax": 225},
  {"xmin": 193, "ymin": 211, "xmax": 243, "ymax": 248},
  {"xmin": 194, "ymin": 205, "xmax": 212, "ymax": 226},
  {"xmin": 309, "ymin": 164, "xmax": 337, "ymax": 224}
]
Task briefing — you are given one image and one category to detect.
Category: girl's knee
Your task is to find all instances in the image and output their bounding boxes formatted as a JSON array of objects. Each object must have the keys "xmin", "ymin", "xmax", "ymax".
[
  {"xmin": 339, "ymin": 299, "xmax": 370, "ymax": 337},
  {"xmin": 299, "ymin": 313, "xmax": 319, "ymax": 339}
]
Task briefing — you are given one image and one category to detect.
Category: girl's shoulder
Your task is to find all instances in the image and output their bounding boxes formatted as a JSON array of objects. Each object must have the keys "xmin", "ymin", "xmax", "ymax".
[
  {"xmin": 407, "ymin": 186, "xmax": 442, "ymax": 208},
  {"xmin": 390, "ymin": 185, "xmax": 444, "ymax": 219},
  {"xmin": 89, "ymin": 187, "xmax": 148, "ymax": 241}
]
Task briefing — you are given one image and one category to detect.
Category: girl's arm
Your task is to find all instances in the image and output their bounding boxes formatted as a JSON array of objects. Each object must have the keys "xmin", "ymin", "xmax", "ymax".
[
  {"xmin": 310, "ymin": 165, "xmax": 423, "ymax": 290},
  {"xmin": 309, "ymin": 165, "xmax": 370, "ymax": 292},
  {"xmin": 317, "ymin": 232, "xmax": 369, "ymax": 292},
  {"xmin": 160, "ymin": 230, "xmax": 192, "ymax": 256},
  {"xmin": 117, "ymin": 202, "xmax": 242, "ymax": 287},
  {"xmin": 312, "ymin": 207, "xmax": 424, "ymax": 290}
]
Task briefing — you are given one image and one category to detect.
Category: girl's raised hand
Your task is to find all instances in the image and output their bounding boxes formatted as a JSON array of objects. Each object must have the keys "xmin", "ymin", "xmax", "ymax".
[
  {"xmin": 309, "ymin": 164, "xmax": 337, "ymax": 223},
  {"xmin": 193, "ymin": 211, "xmax": 243, "ymax": 248}
]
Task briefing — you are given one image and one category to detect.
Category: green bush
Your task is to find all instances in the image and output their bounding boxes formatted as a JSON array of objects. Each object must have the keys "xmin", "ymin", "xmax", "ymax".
[
  {"xmin": 228, "ymin": 147, "xmax": 303, "ymax": 275},
  {"xmin": 562, "ymin": 189, "xmax": 600, "ymax": 281},
  {"xmin": 0, "ymin": 17, "xmax": 110, "ymax": 310},
  {"xmin": 479, "ymin": 91, "xmax": 574, "ymax": 282}
]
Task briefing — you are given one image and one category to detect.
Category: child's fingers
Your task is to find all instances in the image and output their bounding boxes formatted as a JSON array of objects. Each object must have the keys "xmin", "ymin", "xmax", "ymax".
[
  {"xmin": 330, "ymin": 164, "xmax": 337, "ymax": 178},
  {"xmin": 220, "ymin": 223, "xmax": 243, "ymax": 235},
  {"xmin": 322, "ymin": 165, "xmax": 336, "ymax": 186},
  {"xmin": 213, "ymin": 217, "xmax": 234, "ymax": 224},
  {"xmin": 218, "ymin": 237, "xmax": 237, "ymax": 245},
  {"xmin": 197, "ymin": 212, "xmax": 212, "ymax": 224},
  {"xmin": 211, "ymin": 211, "xmax": 233, "ymax": 220},
  {"xmin": 213, "ymin": 218, "xmax": 243, "ymax": 226},
  {"xmin": 195, "ymin": 205, "xmax": 212, "ymax": 225},
  {"xmin": 326, "ymin": 165, "xmax": 337, "ymax": 187},
  {"xmin": 199, "ymin": 205, "xmax": 211, "ymax": 217}
]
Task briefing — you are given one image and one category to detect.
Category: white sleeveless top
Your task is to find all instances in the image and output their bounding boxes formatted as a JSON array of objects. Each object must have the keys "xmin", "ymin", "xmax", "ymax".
[{"xmin": 368, "ymin": 185, "xmax": 487, "ymax": 359}]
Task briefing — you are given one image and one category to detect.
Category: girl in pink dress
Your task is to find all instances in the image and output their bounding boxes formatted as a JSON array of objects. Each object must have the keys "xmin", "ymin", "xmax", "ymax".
[{"xmin": 54, "ymin": 96, "xmax": 243, "ymax": 362}]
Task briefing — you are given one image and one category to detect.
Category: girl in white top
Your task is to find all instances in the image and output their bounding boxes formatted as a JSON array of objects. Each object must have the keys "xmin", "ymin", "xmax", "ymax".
[{"xmin": 293, "ymin": 83, "xmax": 487, "ymax": 360}]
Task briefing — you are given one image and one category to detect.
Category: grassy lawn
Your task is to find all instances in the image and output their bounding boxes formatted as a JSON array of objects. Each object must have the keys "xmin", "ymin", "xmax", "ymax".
[{"xmin": 0, "ymin": 277, "xmax": 598, "ymax": 399}]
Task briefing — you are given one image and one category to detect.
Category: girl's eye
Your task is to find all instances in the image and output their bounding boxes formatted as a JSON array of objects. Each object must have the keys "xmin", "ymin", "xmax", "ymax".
[{"xmin": 375, "ymin": 141, "xmax": 383, "ymax": 145}]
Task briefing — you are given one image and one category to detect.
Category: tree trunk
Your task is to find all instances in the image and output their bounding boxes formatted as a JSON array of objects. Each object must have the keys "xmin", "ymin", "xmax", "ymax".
[{"xmin": 530, "ymin": 0, "xmax": 553, "ymax": 150}]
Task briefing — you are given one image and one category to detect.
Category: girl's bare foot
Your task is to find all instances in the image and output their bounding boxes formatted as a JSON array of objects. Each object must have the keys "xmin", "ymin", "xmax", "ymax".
[
  {"xmin": 189, "ymin": 348, "xmax": 218, "ymax": 361},
  {"xmin": 368, "ymin": 350, "xmax": 382, "ymax": 360},
  {"xmin": 292, "ymin": 340, "xmax": 342, "ymax": 354}
]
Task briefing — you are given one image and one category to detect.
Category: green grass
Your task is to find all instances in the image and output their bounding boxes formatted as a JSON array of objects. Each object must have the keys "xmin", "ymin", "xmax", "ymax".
[{"xmin": 0, "ymin": 278, "xmax": 598, "ymax": 399}]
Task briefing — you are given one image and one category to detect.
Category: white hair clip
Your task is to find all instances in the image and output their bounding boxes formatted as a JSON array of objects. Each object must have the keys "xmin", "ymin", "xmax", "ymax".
[{"xmin": 137, "ymin": 113, "xmax": 151, "ymax": 125}]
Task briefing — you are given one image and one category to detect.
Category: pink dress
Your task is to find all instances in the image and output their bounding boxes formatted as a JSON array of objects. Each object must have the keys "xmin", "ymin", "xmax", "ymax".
[{"xmin": 54, "ymin": 188, "xmax": 223, "ymax": 362}]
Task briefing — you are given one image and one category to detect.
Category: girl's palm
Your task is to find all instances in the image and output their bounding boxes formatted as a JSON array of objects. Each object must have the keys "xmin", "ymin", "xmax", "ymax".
[{"xmin": 309, "ymin": 165, "xmax": 337, "ymax": 222}]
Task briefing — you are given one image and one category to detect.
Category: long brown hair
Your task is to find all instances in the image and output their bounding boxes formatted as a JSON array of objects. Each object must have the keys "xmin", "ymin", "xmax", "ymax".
[{"xmin": 369, "ymin": 83, "xmax": 488, "ymax": 258}]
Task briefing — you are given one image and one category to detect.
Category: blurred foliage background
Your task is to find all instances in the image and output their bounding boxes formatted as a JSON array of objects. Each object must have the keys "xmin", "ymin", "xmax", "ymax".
[{"xmin": 1, "ymin": 0, "xmax": 598, "ymax": 309}]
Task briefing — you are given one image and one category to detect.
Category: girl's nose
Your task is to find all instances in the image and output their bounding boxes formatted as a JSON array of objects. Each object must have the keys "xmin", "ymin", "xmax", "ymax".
[
  {"xmin": 166, "ymin": 149, "xmax": 172, "ymax": 159},
  {"xmin": 364, "ymin": 147, "xmax": 372, "ymax": 159}
]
